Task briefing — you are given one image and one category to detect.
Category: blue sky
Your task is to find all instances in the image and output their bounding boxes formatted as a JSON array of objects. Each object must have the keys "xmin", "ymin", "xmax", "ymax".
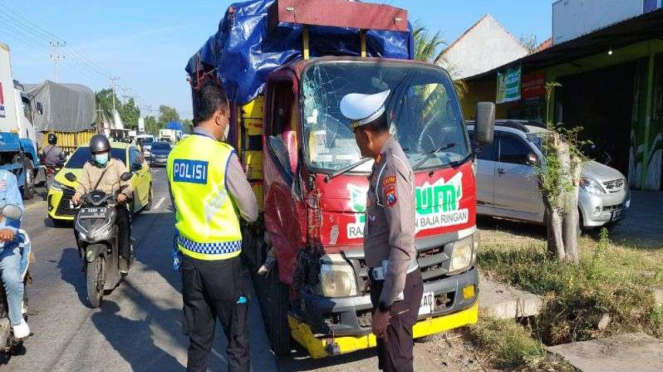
[{"xmin": 0, "ymin": 0, "xmax": 552, "ymax": 119}]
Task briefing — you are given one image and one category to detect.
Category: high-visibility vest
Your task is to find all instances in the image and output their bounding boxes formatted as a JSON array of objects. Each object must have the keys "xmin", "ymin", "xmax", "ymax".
[{"xmin": 167, "ymin": 134, "xmax": 242, "ymax": 261}]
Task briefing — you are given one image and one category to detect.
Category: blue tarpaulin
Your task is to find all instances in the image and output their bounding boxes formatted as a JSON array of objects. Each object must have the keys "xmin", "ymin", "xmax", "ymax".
[{"xmin": 186, "ymin": 0, "xmax": 414, "ymax": 105}]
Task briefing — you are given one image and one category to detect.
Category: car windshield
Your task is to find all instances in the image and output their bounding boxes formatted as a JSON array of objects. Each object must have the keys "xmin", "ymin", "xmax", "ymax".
[
  {"xmin": 302, "ymin": 61, "xmax": 470, "ymax": 172},
  {"xmin": 151, "ymin": 142, "xmax": 171, "ymax": 151},
  {"xmin": 66, "ymin": 147, "xmax": 127, "ymax": 169},
  {"xmin": 138, "ymin": 137, "xmax": 154, "ymax": 145}
]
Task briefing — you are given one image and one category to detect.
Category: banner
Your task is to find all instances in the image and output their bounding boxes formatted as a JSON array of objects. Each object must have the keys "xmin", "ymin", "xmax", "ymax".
[
  {"xmin": 496, "ymin": 66, "xmax": 521, "ymax": 104},
  {"xmin": 522, "ymin": 72, "xmax": 546, "ymax": 100},
  {"xmin": 0, "ymin": 82, "xmax": 5, "ymax": 118}
]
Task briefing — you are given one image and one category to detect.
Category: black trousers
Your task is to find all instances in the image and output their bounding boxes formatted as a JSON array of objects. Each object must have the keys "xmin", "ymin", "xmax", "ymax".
[
  {"xmin": 370, "ymin": 269, "xmax": 424, "ymax": 372},
  {"xmin": 181, "ymin": 255, "xmax": 250, "ymax": 372},
  {"xmin": 115, "ymin": 206, "xmax": 131, "ymax": 260}
]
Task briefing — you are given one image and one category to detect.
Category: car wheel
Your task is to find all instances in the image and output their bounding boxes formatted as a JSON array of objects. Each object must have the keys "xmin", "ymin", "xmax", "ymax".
[
  {"xmin": 51, "ymin": 218, "xmax": 69, "ymax": 228},
  {"xmin": 145, "ymin": 185, "xmax": 153, "ymax": 211}
]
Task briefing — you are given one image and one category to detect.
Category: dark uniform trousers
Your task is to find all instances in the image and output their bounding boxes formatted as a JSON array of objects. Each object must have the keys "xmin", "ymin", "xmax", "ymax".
[
  {"xmin": 370, "ymin": 269, "xmax": 424, "ymax": 372},
  {"xmin": 181, "ymin": 254, "xmax": 250, "ymax": 372}
]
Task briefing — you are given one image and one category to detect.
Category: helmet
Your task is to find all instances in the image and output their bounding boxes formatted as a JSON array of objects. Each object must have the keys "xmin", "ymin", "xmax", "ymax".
[
  {"xmin": 48, "ymin": 133, "xmax": 57, "ymax": 145},
  {"xmin": 89, "ymin": 134, "xmax": 111, "ymax": 153}
]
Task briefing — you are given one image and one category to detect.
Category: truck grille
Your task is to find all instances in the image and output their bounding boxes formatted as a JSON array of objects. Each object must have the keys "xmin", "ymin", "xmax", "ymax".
[
  {"xmin": 55, "ymin": 188, "xmax": 78, "ymax": 217},
  {"xmin": 347, "ymin": 245, "xmax": 451, "ymax": 293},
  {"xmin": 603, "ymin": 178, "xmax": 625, "ymax": 194}
]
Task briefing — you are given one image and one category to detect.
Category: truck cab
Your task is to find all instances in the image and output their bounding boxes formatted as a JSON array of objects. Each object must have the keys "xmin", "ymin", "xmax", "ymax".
[{"xmin": 187, "ymin": 0, "xmax": 495, "ymax": 359}]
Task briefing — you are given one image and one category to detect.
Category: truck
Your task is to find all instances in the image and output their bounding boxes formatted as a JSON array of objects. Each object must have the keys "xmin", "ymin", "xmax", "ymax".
[
  {"xmin": 186, "ymin": 0, "xmax": 495, "ymax": 359},
  {"xmin": 158, "ymin": 128, "xmax": 182, "ymax": 143},
  {"xmin": 25, "ymin": 80, "xmax": 97, "ymax": 155},
  {"xmin": 0, "ymin": 42, "xmax": 42, "ymax": 200}
]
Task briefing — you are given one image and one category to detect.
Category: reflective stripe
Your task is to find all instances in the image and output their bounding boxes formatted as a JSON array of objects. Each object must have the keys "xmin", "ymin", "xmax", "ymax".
[{"xmin": 177, "ymin": 236, "xmax": 241, "ymax": 256}]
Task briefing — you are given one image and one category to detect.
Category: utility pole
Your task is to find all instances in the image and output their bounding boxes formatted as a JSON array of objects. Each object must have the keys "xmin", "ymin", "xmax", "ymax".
[
  {"xmin": 49, "ymin": 41, "xmax": 65, "ymax": 83},
  {"xmin": 122, "ymin": 87, "xmax": 132, "ymax": 105},
  {"xmin": 109, "ymin": 77, "xmax": 120, "ymax": 111}
]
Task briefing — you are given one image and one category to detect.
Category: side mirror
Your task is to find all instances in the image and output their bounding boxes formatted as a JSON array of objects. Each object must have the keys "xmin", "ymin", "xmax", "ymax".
[
  {"xmin": 475, "ymin": 102, "xmax": 495, "ymax": 145},
  {"xmin": 36, "ymin": 102, "xmax": 44, "ymax": 115},
  {"xmin": 65, "ymin": 172, "xmax": 77, "ymax": 182},
  {"xmin": 1, "ymin": 204, "xmax": 23, "ymax": 221},
  {"xmin": 131, "ymin": 163, "xmax": 142, "ymax": 172},
  {"xmin": 120, "ymin": 172, "xmax": 134, "ymax": 182}
]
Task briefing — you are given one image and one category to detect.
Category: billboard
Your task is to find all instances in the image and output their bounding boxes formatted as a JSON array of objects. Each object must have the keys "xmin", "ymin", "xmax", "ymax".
[{"xmin": 553, "ymin": 0, "xmax": 644, "ymax": 45}]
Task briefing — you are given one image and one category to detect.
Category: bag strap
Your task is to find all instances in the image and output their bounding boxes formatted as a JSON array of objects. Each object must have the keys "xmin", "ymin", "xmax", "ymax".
[{"xmin": 92, "ymin": 164, "xmax": 112, "ymax": 191}]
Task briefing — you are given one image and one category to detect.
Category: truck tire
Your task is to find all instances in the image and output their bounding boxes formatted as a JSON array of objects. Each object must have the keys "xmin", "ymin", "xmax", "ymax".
[
  {"xmin": 21, "ymin": 158, "xmax": 35, "ymax": 200},
  {"xmin": 265, "ymin": 265, "xmax": 291, "ymax": 355}
]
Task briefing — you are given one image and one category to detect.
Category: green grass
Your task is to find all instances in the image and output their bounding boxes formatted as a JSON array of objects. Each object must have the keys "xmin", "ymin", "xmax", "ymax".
[
  {"xmin": 478, "ymin": 229, "xmax": 663, "ymax": 345},
  {"xmin": 467, "ymin": 318, "xmax": 577, "ymax": 372}
]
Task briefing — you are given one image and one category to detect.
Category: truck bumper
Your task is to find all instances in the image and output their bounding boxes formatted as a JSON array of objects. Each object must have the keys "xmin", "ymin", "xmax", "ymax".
[{"xmin": 292, "ymin": 266, "xmax": 480, "ymax": 359}]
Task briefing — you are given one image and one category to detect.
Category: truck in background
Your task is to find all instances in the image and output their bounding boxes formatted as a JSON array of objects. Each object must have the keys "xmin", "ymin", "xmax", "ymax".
[
  {"xmin": 0, "ymin": 42, "xmax": 41, "ymax": 200},
  {"xmin": 158, "ymin": 128, "xmax": 182, "ymax": 143}
]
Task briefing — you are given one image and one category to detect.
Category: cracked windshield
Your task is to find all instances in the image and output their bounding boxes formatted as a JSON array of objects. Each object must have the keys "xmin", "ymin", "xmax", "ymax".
[{"xmin": 302, "ymin": 62, "xmax": 470, "ymax": 172}]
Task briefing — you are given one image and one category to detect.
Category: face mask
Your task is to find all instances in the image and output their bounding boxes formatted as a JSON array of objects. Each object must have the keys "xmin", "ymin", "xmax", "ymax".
[
  {"xmin": 95, "ymin": 153, "xmax": 109, "ymax": 166},
  {"xmin": 223, "ymin": 124, "xmax": 230, "ymax": 141}
]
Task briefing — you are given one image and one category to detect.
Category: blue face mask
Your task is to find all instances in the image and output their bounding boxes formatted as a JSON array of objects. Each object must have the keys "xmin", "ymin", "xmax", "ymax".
[{"xmin": 95, "ymin": 153, "xmax": 109, "ymax": 166}]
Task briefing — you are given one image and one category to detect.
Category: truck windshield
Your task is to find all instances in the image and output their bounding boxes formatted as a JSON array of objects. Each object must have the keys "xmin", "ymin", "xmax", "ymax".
[{"xmin": 302, "ymin": 61, "xmax": 469, "ymax": 172}]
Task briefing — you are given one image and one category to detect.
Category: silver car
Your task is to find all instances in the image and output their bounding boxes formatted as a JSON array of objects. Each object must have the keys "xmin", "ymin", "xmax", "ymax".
[{"xmin": 469, "ymin": 121, "xmax": 630, "ymax": 230}]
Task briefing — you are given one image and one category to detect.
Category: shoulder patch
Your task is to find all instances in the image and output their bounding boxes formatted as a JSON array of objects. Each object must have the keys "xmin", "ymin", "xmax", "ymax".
[
  {"xmin": 382, "ymin": 176, "xmax": 396, "ymax": 187},
  {"xmin": 385, "ymin": 185, "xmax": 397, "ymax": 207}
]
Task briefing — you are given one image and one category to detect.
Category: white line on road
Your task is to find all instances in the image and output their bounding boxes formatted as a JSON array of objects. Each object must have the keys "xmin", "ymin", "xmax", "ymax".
[{"xmin": 154, "ymin": 196, "xmax": 166, "ymax": 210}]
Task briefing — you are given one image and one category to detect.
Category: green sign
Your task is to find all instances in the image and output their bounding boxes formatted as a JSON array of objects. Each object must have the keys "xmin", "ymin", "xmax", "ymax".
[{"xmin": 497, "ymin": 66, "xmax": 522, "ymax": 104}]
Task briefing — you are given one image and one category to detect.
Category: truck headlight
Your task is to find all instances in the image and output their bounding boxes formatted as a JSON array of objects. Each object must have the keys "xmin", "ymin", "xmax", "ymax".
[
  {"xmin": 449, "ymin": 236, "xmax": 474, "ymax": 273},
  {"xmin": 319, "ymin": 254, "xmax": 358, "ymax": 298},
  {"xmin": 580, "ymin": 177, "xmax": 605, "ymax": 196}
]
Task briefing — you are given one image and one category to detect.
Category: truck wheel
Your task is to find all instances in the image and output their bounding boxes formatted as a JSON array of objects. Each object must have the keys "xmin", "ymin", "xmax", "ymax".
[
  {"xmin": 86, "ymin": 257, "xmax": 105, "ymax": 308},
  {"xmin": 21, "ymin": 159, "xmax": 35, "ymax": 200},
  {"xmin": 266, "ymin": 265, "xmax": 291, "ymax": 355}
]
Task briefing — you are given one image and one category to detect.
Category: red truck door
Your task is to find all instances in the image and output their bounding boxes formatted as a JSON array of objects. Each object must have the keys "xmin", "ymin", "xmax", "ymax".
[{"xmin": 263, "ymin": 72, "xmax": 306, "ymax": 286}]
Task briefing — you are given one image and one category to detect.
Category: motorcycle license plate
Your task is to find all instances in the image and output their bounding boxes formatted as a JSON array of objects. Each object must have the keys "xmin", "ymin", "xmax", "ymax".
[
  {"xmin": 419, "ymin": 291, "xmax": 434, "ymax": 316},
  {"xmin": 79, "ymin": 207, "xmax": 107, "ymax": 219}
]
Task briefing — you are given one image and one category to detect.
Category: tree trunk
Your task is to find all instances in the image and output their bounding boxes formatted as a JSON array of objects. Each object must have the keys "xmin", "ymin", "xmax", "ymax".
[
  {"xmin": 563, "ymin": 153, "xmax": 582, "ymax": 264},
  {"xmin": 546, "ymin": 206, "xmax": 566, "ymax": 261}
]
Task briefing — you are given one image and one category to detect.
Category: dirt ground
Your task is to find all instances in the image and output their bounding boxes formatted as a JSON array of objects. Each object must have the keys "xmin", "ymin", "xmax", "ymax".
[{"xmin": 279, "ymin": 331, "xmax": 496, "ymax": 372}]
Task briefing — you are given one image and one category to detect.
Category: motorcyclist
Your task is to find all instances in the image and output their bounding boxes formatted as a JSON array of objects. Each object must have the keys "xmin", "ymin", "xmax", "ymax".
[
  {"xmin": 72, "ymin": 134, "xmax": 134, "ymax": 273},
  {"xmin": 0, "ymin": 170, "xmax": 29, "ymax": 339},
  {"xmin": 41, "ymin": 133, "xmax": 66, "ymax": 190},
  {"xmin": 40, "ymin": 133, "xmax": 66, "ymax": 167}
]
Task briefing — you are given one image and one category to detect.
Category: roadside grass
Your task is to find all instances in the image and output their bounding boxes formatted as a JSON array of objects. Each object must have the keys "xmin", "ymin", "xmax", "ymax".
[
  {"xmin": 478, "ymin": 226, "xmax": 663, "ymax": 346},
  {"xmin": 467, "ymin": 317, "xmax": 577, "ymax": 372}
]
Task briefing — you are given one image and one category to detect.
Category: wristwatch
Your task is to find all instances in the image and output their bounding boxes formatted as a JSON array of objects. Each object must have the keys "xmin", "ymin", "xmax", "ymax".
[{"xmin": 378, "ymin": 301, "xmax": 391, "ymax": 313}]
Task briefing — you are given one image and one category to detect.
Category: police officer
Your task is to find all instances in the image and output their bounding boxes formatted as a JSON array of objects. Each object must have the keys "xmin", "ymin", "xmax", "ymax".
[
  {"xmin": 167, "ymin": 80, "xmax": 258, "ymax": 372},
  {"xmin": 341, "ymin": 90, "xmax": 423, "ymax": 372}
]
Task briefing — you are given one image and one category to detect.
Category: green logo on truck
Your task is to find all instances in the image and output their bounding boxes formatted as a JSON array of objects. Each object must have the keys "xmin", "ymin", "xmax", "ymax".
[{"xmin": 347, "ymin": 173, "xmax": 469, "ymax": 240}]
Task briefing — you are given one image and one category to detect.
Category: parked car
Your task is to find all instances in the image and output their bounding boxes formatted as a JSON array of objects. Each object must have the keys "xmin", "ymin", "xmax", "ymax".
[
  {"xmin": 47, "ymin": 142, "xmax": 153, "ymax": 225},
  {"xmin": 136, "ymin": 134, "xmax": 155, "ymax": 160},
  {"xmin": 148, "ymin": 141, "xmax": 172, "ymax": 167},
  {"xmin": 468, "ymin": 120, "xmax": 630, "ymax": 231}
]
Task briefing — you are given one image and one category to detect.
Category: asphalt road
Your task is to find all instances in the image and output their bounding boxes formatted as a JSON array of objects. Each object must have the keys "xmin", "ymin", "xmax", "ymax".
[{"xmin": 1, "ymin": 168, "xmax": 484, "ymax": 372}]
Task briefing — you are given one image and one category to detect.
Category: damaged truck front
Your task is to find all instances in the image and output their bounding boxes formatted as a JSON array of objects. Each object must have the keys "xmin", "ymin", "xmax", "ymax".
[{"xmin": 186, "ymin": 0, "xmax": 495, "ymax": 359}]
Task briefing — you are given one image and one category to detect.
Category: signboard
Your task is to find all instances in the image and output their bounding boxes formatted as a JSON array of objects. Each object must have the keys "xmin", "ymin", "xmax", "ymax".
[
  {"xmin": 0, "ymin": 82, "xmax": 5, "ymax": 118},
  {"xmin": 496, "ymin": 67, "xmax": 521, "ymax": 104},
  {"xmin": 522, "ymin": 72, "xmax": 546, "ymax": 100}
]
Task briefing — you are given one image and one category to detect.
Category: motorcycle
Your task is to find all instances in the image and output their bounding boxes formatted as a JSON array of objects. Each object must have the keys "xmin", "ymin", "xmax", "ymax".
[
  {"xmin": 65, "ymin": 172, "xmax": 134, "ymax": 308},
  {"xmin": 44, "ymin": 159, "xmax": 66, "ymax": 191},
  {"xmin": 0, "ymin": 204, "xmax": 32, "ymax": 354}
]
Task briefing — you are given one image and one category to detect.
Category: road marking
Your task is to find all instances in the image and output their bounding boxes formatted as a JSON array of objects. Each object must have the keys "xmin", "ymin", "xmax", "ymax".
[
  {"xmin": 154, "ymin": 196, "xmax": 166, "ymax": 210},
  {"xmin": 26, "ymin": 200, "xmax": 46, "ymax": 210}
]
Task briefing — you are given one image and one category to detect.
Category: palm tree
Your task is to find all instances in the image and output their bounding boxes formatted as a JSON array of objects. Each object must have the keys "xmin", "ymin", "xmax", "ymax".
[{"xmin": 413, "ymin": 25, "xmax": 467, "ymax": 99}]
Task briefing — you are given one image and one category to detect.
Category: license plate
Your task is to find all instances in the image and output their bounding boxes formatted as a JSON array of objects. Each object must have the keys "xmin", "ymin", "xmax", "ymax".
[
  {"xmin": 80, "ymin": 207, "xmax": 107, "ymax": 219},
  {"xmin": 419, "ymin": 291, "xmax": 434, "ymax": 316}
]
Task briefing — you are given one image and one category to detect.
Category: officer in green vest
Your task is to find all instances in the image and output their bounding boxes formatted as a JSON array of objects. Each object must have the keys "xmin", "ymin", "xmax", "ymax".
[{"xmin": 167, "ymin": 80, "xmax": 258, "ymax": 372}]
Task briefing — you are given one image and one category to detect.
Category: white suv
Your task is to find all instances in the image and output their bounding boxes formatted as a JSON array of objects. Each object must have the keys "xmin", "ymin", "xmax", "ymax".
[{"xmin": 469, "ymin": 121, "xmax": 630, "ymax": 230}]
